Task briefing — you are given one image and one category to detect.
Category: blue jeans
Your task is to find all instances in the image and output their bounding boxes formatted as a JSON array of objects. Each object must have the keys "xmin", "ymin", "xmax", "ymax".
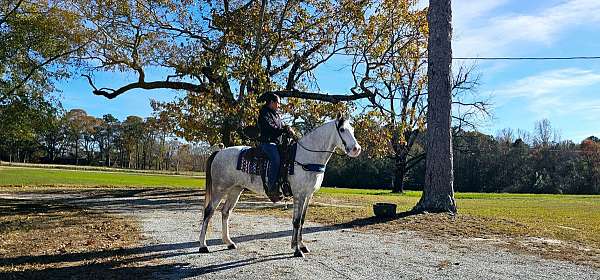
[{"xmin": 259, "ymin": 143, "xmax": 280, "ymax": 189}]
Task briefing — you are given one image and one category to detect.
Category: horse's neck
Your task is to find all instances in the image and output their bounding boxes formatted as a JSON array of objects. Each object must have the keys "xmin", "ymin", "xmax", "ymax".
[{"xmin": 296, "ymin": 122, "xmax": 336, "ymax": 165}]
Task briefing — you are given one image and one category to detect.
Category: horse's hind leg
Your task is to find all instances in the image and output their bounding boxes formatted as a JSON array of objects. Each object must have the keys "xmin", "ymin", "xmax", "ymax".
[
  {"xmin": 199, "ymin": 189, "xmax": 225, "ymax": 253},
  {"xmin": 221, "ymin": 186, "xmax": 244, "ymax": 249}
]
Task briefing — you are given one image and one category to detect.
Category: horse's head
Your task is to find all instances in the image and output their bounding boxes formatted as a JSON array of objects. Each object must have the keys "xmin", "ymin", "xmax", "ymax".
[{"xmin": 334, "ymin": 116, "xmax": 361, "ymax": 158}]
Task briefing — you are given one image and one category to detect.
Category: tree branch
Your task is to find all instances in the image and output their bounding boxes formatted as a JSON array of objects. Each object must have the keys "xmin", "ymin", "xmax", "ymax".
[
  {"xmin": 83, "ymin": 76, "xmax": 209, "ymax": 99},
  {"xmin": 6, "ymin": 43, "xmax": 88, "ymax": 96},
  {"xmin": 270, "ymin": 89, "xmax": 372, "ymax": 103},
  {"xmin": 406, "ymin": 152, "xmax": 426, "ymax": 171},
  {"xmin": 0, "ymin": 0, "xmax": 24, "ymax": 26}
]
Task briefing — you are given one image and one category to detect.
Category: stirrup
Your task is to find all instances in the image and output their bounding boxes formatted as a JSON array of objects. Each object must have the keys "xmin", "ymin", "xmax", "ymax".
[
  {"xmin": 267, "ymin": 192, "xmax": 283, "ymax": 203},
  {"xmin": 281, "ymin": 180, "xmax": 293, "ymax": 197}
]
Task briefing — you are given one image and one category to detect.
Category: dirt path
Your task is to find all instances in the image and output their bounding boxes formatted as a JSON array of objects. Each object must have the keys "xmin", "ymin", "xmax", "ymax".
[{"xmin": 2, "ymin": 189, "xmax": 599, "ymax": 279}]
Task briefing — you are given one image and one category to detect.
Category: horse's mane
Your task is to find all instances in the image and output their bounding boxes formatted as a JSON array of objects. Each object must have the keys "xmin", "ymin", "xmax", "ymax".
[{"xmin": 299, "ymin": 119, "xmax": 343, "ymax": 140}]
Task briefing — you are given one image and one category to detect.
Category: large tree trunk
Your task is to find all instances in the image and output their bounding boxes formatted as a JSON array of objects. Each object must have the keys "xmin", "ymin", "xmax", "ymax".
[{"xmin": 413, "ymin": 0, "xmax": 457, "ymax": 214}]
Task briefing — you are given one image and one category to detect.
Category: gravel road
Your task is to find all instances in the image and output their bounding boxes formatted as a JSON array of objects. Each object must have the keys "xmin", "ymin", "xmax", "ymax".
[{"xmin": 3, "ymin": 189, "xmax": 599, "ymax": 279}]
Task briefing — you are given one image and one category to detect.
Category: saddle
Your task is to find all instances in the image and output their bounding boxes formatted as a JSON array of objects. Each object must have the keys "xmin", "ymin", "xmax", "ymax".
[{"xmin": 237, "ymin": 130, "xmax": 296, "ymax": 198}]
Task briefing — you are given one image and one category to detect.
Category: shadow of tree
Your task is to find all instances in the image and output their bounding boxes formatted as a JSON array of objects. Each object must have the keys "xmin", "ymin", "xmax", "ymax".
[{"xmin": 0, "ymin": 198, "xmax": 81, "ymax": 216}]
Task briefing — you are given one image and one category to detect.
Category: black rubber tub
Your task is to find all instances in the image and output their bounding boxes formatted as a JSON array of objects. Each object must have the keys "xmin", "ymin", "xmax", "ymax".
[{"xmin": 373, "ymin": 203, "xmax": 397, "ymax": 218}]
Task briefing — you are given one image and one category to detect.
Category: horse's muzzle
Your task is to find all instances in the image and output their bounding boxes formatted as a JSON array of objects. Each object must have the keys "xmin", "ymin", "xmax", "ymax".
[{"xmin": 348, "ymin": 144, "xmax": 361, "ymax": 157}]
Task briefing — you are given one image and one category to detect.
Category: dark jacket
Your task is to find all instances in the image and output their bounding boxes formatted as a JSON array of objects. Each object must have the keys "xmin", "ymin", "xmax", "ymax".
[{"xmin": 258, "ymin": 105, "xmax": 284, "ymax": 144}]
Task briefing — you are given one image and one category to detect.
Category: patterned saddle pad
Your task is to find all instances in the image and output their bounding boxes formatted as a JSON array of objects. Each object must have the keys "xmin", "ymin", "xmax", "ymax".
[
  {"xmin": 236, "ymin": 145, "xmax": 296, "ymax": 176},
  {"xmin": 237, "ymin": 147, "xmax": 269, "ymax": 175}
]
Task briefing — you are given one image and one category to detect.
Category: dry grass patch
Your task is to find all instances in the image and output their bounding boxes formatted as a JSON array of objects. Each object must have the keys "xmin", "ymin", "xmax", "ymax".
[{"xmin": 0, "ymin": 198, "xmax": 160, "ymax": 279}]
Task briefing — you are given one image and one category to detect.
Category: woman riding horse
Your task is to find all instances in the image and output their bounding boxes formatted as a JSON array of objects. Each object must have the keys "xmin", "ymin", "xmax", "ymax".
[
  {"xmin": 257, "ymin": 93, "xmax": 294, "ymax": 203},
  {"xmin": 199, "ymin": 107, "xmax": 361, "ymax": 257}
]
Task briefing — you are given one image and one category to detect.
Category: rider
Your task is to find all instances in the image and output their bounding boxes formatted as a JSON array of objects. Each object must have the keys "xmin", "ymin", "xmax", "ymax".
[{"xmin": 257, "ymin": 93, "xmax": 292, "ymax": 203}]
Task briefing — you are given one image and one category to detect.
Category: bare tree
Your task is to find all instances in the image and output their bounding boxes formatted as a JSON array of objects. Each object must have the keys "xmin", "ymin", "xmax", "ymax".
[
  {"xmin": 496, "ymin": 128, "xmax": 514, "ymax": 145},
  {"xmin": 534, "ymin": 119, "xmax": 552, "ymax": 147}
]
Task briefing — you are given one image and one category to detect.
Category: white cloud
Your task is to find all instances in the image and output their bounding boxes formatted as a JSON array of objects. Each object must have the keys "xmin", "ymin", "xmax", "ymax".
[
  {"xmin": 494, "ymin": 68, "xmax": 600, "ymax": 117},
  {"xmin": 453, "ymin": 0, "xmax": 600, "ymax": 56},
  {"xmin": 453, "ymin": 0, "xmax": 509, "ymax": 26},
  {"xmin": 497, "ymin": 68, "xmax": 600, "ymax": 98}
]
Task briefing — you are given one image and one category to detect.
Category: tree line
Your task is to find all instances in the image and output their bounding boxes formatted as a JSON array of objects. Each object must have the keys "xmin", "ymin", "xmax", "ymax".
[
  {"xmin": 4, "ymin": 94, "xmax": 598, "ymax": 195},
  {"xmin": 0, "ymin": 102, "xmax": 212, "ymax": 172},
  {"xmin": 325, "ymin": 120, "xmax": 600, "ymax": 195}
]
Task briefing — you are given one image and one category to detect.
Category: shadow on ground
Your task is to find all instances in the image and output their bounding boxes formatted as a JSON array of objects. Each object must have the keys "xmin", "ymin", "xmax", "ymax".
[
  {"xmin": 1, "ymin": 188, "xmax": 290, "ymax": 213},
  {"xmin": 0, "ymin": 240, "xmax": 280, "ymax": 279}
]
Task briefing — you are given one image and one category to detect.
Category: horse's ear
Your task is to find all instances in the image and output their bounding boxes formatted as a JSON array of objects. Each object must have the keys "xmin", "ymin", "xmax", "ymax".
[{"xmin": 335, "ymin": 112, "xmax": 347, "ymax": 121}]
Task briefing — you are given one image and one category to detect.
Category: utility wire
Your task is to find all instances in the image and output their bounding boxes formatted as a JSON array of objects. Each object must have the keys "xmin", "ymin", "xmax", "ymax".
[
  {"xmin": 453, "ymin": 56, "xmax": 600, "ymax": 60},
  {"xmin": 322, "ymin": 52, "xmax": 600, "ymax": 60}
]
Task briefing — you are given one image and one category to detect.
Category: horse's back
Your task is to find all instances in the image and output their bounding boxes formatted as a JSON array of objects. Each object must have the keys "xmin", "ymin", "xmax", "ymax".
[
  {"xmin": 211, "ymin": 145, "xmax": 247, "ymax": 171},
  {"xmin": 211, "ymin": 146, "xmax": 265, "ymax": 194}
]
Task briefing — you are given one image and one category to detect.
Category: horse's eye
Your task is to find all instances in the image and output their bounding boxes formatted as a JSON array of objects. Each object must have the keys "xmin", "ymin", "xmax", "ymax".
[{"xmin": 340, "ymin": 128, "xmax": 345, "ymax": 133}]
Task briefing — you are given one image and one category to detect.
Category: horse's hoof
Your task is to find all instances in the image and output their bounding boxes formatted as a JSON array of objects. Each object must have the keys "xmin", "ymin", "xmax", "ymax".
[
  {"xmin": 300, "ymin": 246, "xmax": 310, "ymax": 254},
  {"xmin": 294, "ymin": 249, "xmax": 305, "ymax": 258},
  {"xmin": 199, "ymin": 247, "xmax": 210, "ymax": 253},
  {"xmin": 227, "ymin": 244, "xmax": 237, "ymax": 250}
]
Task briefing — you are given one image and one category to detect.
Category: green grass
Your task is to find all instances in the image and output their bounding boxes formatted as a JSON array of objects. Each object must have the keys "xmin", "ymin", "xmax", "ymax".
[
  {"xmin": 0, "ymin": 167, "xmax": 205, "ymax": 188},
  {"xmin": 0, "ymin": 161, "xmax": 205, "ymax": 176}
]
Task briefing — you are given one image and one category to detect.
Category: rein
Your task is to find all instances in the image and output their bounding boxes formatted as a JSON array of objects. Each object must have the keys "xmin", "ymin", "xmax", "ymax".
[
  {"xmin": 292, "ymin": 121, "xmax": 348, "ymax": 172},
  {"xmin": 296, "ymin": 141, "xmax": 345, "ymax": 156},
  {"xmin": 294, "ymin": 121, "xmax": 347, "ymax": 156}
]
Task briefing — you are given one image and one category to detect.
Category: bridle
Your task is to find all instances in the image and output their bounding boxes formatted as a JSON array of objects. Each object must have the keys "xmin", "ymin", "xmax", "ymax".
[{"xmin": 295, "ymin": 120, "xmax": 348, "ymax": 156}]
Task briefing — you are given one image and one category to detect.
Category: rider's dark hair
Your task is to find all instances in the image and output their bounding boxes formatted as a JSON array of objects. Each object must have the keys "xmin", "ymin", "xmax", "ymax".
[{"xmin": 258, "ymin": 92, "xmax": 280, "ymax": 104}]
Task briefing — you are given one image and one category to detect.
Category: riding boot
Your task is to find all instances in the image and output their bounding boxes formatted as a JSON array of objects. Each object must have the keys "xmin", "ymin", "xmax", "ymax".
[{"xmin": 266, "ymin": 180, "xmax": 283, "ymax": 203}]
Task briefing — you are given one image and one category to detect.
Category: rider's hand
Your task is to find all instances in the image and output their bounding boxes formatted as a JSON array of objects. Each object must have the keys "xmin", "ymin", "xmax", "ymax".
[{"xmin": 284, "ymin": 125, "xmax": 296, "ymax": 138}]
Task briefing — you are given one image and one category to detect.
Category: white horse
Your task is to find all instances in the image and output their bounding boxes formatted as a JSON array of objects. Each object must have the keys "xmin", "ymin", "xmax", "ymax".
[{"xmin": 199, "ymin": 117, "xmax": 361, "ymax": 257}]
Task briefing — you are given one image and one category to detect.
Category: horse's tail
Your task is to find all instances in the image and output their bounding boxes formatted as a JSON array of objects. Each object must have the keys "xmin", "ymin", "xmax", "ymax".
[{"xmin": 204, "ymin": 151, "xmax": 219, "ymax": 209}]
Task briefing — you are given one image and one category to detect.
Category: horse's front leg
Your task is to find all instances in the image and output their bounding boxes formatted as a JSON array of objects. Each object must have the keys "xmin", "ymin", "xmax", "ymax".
[
  {"xmin": 298, "ymin": 194, "xmax": 312, "ymax": 254},
  {"xmin": 291, "ymin": 196, "xmax": 306, "ymax": 257}
]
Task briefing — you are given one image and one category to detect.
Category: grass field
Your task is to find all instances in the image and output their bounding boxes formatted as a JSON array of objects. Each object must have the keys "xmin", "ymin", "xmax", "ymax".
[
  {"xmin": 0, "ymin": 161, "xmax": 205, "ymax": 176},
  {"xmin": 0, "ymin": 166, "xmax": 205, "ymax": 188}
]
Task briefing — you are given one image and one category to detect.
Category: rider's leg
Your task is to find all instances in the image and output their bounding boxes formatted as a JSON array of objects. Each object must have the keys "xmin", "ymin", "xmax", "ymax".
[{"xmin": 259, "ymin": 143, "xmax": 282, "ymax": 201}]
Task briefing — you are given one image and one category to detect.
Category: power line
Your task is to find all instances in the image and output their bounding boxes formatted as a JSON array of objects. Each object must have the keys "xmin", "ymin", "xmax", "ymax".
[
  {"xmin": 270, "ymin": 45, "xmax": 600, "ymax": 60},
  {"xmin": 311, "ymin": 51, "xmax": 600, "ymax": 60},
  {"xmin": 453, "ymin": 56, "xmax": 600, "ymax": 60}
]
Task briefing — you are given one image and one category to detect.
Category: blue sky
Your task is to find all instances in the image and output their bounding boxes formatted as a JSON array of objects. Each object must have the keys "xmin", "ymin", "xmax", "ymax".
[
  {"xmin": 451, "ymin": 0, "xmax": 600, "ymax": 142},
  {"xmin": 58, "ymin": 0, "xmax": 600, "ymax": 142}
]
